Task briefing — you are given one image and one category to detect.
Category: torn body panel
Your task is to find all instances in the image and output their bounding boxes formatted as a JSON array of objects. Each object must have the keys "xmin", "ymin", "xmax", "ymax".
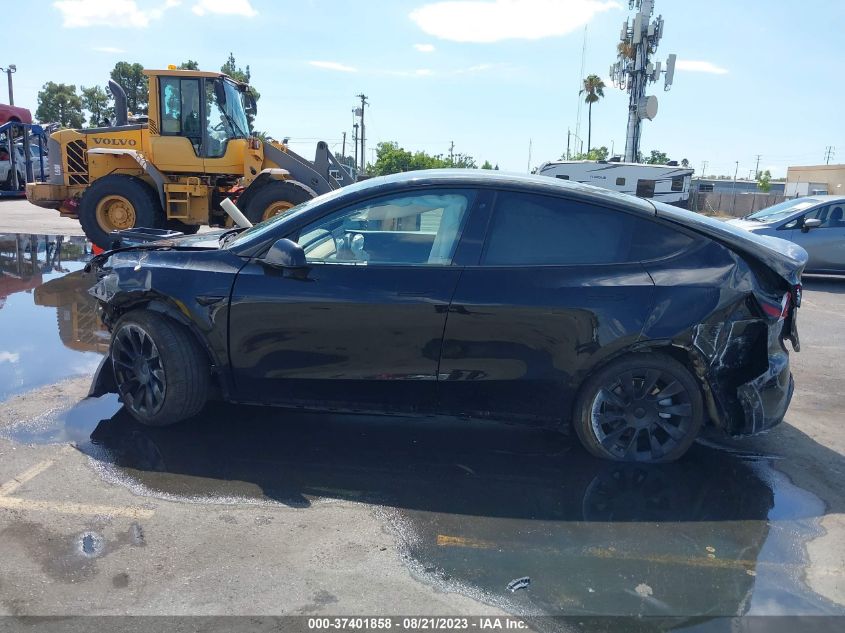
[
  {"xmin": 643, "ymin": 240, "xmax": 799, "ymax": 437},
  {"xmin": 88, "ymin": 244, "xmax": 246, "ymax": 399}
]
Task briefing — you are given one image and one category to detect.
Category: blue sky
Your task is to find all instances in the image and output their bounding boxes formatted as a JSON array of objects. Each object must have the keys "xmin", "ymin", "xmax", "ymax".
[{"xmin": 6, "ymin": 0, "xmax": 844, "ymax": 177}]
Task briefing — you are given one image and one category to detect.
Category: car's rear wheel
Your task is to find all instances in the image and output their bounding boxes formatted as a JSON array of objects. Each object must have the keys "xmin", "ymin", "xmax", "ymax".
[
  {"xmin": 110, "ymin": 311, "xmax": 210, "ymax": 426},
  {"xmin": 572, "ymin": 354, "xmax": 703, "ymax": 463}
]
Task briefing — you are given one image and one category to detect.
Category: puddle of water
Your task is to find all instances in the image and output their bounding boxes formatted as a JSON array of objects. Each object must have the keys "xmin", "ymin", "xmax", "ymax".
[
  {"xmin": 0, "ymin": 234, "xmax": 102, "ymax": 401},
  {"xmin": 8, "ymin": 394, "xmax": 844, "ymax": 618}
]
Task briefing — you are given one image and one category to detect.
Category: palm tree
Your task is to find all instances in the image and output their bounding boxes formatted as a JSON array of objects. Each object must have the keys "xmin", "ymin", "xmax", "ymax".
[{"xmin": 580, "ymin": 74, "xmax": 606, "ymax": 154}]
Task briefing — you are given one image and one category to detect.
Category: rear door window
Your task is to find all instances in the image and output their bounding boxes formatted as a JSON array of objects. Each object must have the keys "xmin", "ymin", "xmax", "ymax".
[{"xmin": 482, "ymin": 191, "xmax": 694, "ymax": 266}]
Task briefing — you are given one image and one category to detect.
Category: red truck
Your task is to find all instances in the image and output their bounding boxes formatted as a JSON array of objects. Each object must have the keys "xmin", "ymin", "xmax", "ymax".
[{"xmin": 0, "ymin": 103, "xmax": 32, "ymax": 125}]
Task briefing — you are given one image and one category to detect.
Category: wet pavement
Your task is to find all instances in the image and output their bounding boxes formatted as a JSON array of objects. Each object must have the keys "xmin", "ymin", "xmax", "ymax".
[
  {"xmin": 0, "ymin": 234, "xmax": 101, "ymax": 401},
  {"xmin": 1, "ymin": 233, "xmax": 844, "ymax": 621}
]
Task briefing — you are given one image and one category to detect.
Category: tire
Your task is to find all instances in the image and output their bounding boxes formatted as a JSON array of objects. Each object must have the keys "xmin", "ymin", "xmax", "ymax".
[
  {"xmin": 78, "ymin": 175, "xmax": 164, "ymax": 250},
  {"xmin": 166, "ymin": 219, "xmax": 201, "ymax": 235},
  {"xmin": 240, "ymin": 180, "xmax": 313, "ymax": 225},
  {"xmin": 110, "ymin": 310, "xmax": 210, "ymax": 426},
  {"xmin": 572, "ymin": 353, "xmax": 704, "ymax": 463}
]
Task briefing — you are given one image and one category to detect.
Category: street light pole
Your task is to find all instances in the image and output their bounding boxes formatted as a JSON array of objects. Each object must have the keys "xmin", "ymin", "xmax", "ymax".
[{"xmin": 0, "ymin": 65, "xmax": 16, "ymax": 105}]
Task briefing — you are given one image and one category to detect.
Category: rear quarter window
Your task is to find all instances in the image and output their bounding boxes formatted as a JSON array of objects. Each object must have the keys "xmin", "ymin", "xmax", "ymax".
[{"xmin": 482, "ymin": 191, "xmax": 695, "ymax": 266}]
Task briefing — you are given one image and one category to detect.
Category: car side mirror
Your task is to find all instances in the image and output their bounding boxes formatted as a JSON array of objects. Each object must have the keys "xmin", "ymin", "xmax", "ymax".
[
  {"xmin": 263, "ymin": 238, "xmax": 309, "ymax": 277},
  {"xmin": 802, "ymin": 218, "xmax": 822, "ymax": 232}
]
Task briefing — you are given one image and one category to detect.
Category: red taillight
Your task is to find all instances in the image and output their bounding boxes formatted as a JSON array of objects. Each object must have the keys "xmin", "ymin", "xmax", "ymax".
[{"xmin": 760, "ymin": 292, "xmax": 791, "ymax": 319}]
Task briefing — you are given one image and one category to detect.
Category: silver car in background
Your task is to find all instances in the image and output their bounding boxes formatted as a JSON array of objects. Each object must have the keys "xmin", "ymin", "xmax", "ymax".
[{"xmin": 727, "ymin": 196, "xmax": 845, "ymax": 273}]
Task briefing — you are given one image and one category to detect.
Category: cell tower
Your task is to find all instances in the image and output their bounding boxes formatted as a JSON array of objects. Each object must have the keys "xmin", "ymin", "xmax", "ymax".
[{"xmin": 610, "ymin": 0, "xmax": 676, "ymax": 163}]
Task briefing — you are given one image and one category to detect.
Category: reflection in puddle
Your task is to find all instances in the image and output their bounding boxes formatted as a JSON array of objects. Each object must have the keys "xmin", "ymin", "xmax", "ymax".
[
  {"xmin": 0, "ymin": 234, "xmax": 101, "ymax": 400},
  {"xmin": 7, "ymin": 399, "xmax": 844, "ymax": 619}
]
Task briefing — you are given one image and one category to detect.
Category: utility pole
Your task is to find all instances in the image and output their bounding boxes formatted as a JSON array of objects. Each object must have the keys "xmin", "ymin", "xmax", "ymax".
[
  {"xmin": 731, "ymin": 160, "xmax": 740, "ymax": 213},
  {"xmin": 352, "ymin": 123, "xmax": 359, "ymax": 173},
  {"xmin": 341, "ymin": 131, "xmax": 346, "ymax": 159},
  {"xmin": 754, "ymin": 154, "xmax": 761, "ymax": 179},
  {"xmin": 449, "ymin": 140, "xmax": 455, "ymax": 166},
  {"xmin": 355, "ymin": 93, "xmax": 368, "ymax": 174},
  {"xmin": 825, "ymin": 146, "xmax": 835, "ymax": 165},
  {"xmin": 527, "ymin": 138, "xmax": 533, "ymax": 173},
  {"xmin": 566, "ymin": 129, "xmax": 571, "ymax": 161},
  {"xmin": 0, "ymin": 64, "xmax": 16, "ymax": 105}
]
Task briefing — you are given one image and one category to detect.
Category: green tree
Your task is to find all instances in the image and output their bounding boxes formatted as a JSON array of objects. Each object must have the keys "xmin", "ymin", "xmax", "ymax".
[
  {"xmin": 371, "ymin": 142, "xmax": 478, "ymax": 176},
  {"xmin": 109, "ymin": 62, "xmax": 148, "ymax": 114},
  {"xmin": 221, "ymin": 52, "xmax": 260, "ymax": 129},
  {"xmin": 481, "ymin": 160, "xmax": 494, "ymax": 169},
  {"xmin": 35, "ymin": 82, "xmax": 84, "ymax": 128},
  {"xmin": 680, "ymin": 158, "xmax": 690, "ymax": 168},
  {"xmin": 579, "ymin": 74, "xmax": 605, "ymax": 153},
  {"xmin": 569, "ymin": 146, "xmax": 609, "ymax": 161},
  {"xmin": 644, "ymin": 149, "xmax": 669, "ymax": 165},
  {"xmin": 756, "ymin": 169, "xmax": 772, "ymax": 193},
  {"xmin": 179, "ymin": 60, "xmax": 200, "ymax": 70},
  {"xmin": 80, "ymin": 85, "xmax": 112, "ymax": 127}
]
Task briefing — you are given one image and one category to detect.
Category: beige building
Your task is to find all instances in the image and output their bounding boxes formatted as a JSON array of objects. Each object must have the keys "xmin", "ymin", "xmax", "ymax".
[{"xmin": 785, "ymin": 164, "xmax": 845, "ymax": 197}]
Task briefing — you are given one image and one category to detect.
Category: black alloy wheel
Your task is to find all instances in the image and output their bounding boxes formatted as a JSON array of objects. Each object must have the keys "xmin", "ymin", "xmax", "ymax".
[
  {"xmin": 112, "ymin": 322, "xmax": 167, "ymax": 418},
  {"xmin": 573, "ymin": 354, "xmax": 704, "ymax": 462}
]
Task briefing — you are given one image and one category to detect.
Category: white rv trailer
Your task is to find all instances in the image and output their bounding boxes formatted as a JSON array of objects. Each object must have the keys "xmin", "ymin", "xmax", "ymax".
[{"xmin": 537, "ymin": 160, "xmax": 694, "ymax": 206}]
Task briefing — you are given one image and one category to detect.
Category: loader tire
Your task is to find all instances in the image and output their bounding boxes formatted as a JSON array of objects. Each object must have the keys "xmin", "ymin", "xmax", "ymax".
[
  {"xmin": 241, "ymin": 180, "xmax": 314, "ymax": 225},
  {"xmin": 79, "ymin": 175, "xmax": 164, "ymax": 250}
]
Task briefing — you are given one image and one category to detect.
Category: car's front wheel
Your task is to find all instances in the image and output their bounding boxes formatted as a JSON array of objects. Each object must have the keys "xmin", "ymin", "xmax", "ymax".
[
  {"xmin": 110, "ymin": 311, "xmax": 210, "ymax": 426},
  {"xmin": 572, "ymin": 354, "xmax": 704, "ymax": 463}
]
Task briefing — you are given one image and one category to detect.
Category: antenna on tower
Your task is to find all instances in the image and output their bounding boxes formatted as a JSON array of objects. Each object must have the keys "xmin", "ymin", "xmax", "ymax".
[{"xmin": 610, "ymin": 0, "xmax": 677, "ymax": 162}]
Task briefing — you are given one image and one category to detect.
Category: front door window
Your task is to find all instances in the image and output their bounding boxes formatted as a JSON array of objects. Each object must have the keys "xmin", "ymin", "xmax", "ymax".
[{"xmin": 294, "ymin": 191, "xmax": 473, "ymax": 266}]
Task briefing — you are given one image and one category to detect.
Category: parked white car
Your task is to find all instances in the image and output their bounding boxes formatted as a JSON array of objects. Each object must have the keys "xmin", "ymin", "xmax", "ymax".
[{"xmin": 0, "ymin": 145, "xmax": 26, "ymax": 191}]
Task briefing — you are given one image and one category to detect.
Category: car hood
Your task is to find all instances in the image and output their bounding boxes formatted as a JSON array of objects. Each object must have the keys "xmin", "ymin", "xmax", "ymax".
[{"xmin": 650, "ymin": 202, "xmax": 807, "ymax": 285}]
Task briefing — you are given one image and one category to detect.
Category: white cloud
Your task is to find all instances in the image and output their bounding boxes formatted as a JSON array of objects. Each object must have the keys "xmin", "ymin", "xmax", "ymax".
[
  {"xmin": 0, "ymin": 351, "xmax": 20, "ymax": 364},
  {"xmin": 414, "ymin": 43, "xmax": 436, "ymax": 53},
  {"xmin": 93, "ymin": 46, "xmax": 126, "ymax": 53},
  {"xmin": 53, "ymin": 0, "xmax": 180, "ymax": 28},
  {"xmin": 410, "ymin": 0, "xmax": 620, "ymax": 43},
  {"xmin": 415, "ymin": 69, "xmax": 434, "ymax": 76},
  {"xmin": 192, "ymin": 0, "xmax": 256, "ymax": 16},
  {"xmin": 675, "ymin": 60, "xmax": 728, "ymax": 75},
  {"xmin": 309, "ymin": 61, "xmax": 358, "ymax": 73}
]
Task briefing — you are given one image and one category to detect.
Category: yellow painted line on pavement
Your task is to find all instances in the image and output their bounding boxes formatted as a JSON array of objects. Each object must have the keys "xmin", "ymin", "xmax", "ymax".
[
  {"xmin": 0, "ymin": 447, "xmax": 154, "ymax": 519},
  {"xmin": 0, "ymin": 459, "xmax": 57, "ymax": 497},
  {"xmin": 0, "ymin": 496, "xmax": 155, "ymax": 519},
  {"xmin": 436, "ymin": 534, "xmax": 845, "ymax": 577},
  {"xmin": 437, "ymin": 534, "xmax": 498, "ymax": 549}
]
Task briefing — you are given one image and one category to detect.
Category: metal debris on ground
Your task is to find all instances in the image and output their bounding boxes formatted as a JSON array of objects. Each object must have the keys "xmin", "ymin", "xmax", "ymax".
[{"xmin": 507, "ymin": 576, "xmax": 531, "ymax": 592}]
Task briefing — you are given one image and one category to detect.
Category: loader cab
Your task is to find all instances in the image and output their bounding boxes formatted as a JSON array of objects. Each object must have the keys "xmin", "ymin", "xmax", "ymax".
[{"xmin": 146, "ymin": 69, "xmax": 253, "ymax": 173}]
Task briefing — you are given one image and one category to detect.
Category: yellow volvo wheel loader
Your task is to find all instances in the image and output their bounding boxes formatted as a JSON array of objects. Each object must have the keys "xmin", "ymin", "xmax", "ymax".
[{"xmin": 26, "ymin": 68, "xmax": 354, "ymax": 249}]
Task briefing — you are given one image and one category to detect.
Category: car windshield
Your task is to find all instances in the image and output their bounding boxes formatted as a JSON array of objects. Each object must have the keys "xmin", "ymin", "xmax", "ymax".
[{"xmin": 745, "ymin": 198, "xmax": 818, "ymax": 222}]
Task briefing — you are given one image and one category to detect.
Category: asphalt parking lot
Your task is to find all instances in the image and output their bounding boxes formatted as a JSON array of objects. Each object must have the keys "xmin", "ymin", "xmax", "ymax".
[{"xmin": 1, "ymin": 198, "xmax": 844, "ymax": 621}]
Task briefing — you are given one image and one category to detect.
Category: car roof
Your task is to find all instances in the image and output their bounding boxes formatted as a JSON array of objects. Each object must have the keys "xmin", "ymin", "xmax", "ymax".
[{"xmin": 339, "ymin": 169, "xmax": 657, "ymax": 216}]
